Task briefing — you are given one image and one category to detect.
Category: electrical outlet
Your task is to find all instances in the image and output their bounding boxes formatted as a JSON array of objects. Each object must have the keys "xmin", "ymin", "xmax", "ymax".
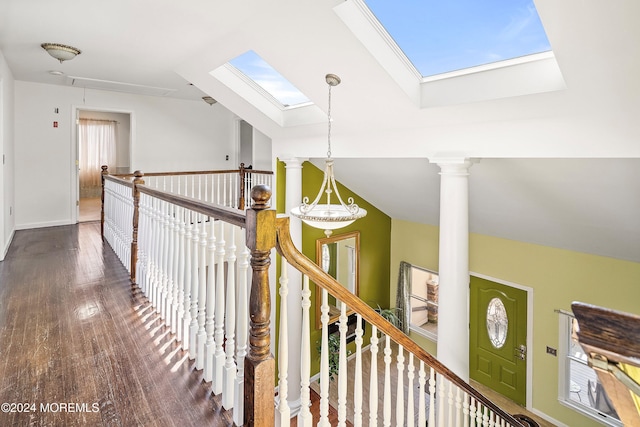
[
  {"xmin": 546, "ymin": 346, "xmax": 557, "ymax": 356},
  {"xmin": 225, "ymin": 155, "xmax": 229, "ymax": 161}
]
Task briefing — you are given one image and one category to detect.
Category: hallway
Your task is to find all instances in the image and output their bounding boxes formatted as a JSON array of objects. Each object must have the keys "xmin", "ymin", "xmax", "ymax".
[{"xmin": 0, "ymin": 223, "xmax": 233, "ymax": 426}]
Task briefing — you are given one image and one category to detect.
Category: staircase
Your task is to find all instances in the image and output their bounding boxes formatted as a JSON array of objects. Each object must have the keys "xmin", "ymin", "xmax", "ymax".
[{"xmin": 101, "ymin": 166, "xmax": 528, "ymax": 427}]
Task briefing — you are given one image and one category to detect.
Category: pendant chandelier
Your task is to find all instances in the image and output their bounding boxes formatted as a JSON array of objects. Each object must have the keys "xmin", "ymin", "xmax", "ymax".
[{"xmin": 290, "ymin": 74, "xmax": 367, "ymax": 237}]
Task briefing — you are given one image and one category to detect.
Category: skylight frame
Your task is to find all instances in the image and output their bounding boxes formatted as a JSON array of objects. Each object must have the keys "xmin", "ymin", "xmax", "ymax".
[
  {"xmin": 334, "ymin": 0, "xmax": 565, "ymax": 108},
  {"xmin": 362, "ymin": 0, "xmax": 553, "ymax": 78},
  {"xmin": 227, "ymin": 50, "xmax": 313, "ymax": 110}
]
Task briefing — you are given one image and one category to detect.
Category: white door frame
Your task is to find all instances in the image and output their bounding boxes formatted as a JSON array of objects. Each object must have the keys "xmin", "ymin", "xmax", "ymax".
[{"xmin": 71, "ymin": 105, "xmax": 135, "ymax": 223}]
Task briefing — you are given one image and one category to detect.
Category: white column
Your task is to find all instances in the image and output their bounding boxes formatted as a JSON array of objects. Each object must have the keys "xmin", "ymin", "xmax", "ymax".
[
  {"xmin": 433, "ymin": 158, "xmax": 473, "ymax": 381},
  {"xmin": 281, "ymin": 157, "xmax": 306, "ymax": 416}
]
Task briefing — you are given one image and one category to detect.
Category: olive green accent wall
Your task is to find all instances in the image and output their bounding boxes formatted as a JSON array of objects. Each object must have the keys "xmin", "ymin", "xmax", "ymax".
[
  {"xmin": 389, "ymin": 220, "xmax": 439, "ymax": 355},
  {"xmin": 390, "ymin": 218, "xmax": 640, "ymax": 427},
  {"xmin": 300, "ymin": 161, "xmax": 391, "ymax": 374}
]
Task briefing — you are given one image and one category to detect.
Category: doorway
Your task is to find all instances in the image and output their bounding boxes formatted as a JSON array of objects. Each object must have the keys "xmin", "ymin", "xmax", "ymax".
[
  {"xmin": 470, "ymin": 276, "xmax": 528, "ymax": 406},
  {"xmin": 76, "ymin": 109, "xmax": 131, "ymax": 222}
]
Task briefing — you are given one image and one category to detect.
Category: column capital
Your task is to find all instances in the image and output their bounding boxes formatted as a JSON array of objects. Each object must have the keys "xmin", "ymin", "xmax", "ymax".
[
  {"xmin": 429, "ymin": 157, "xmax": 478, "ymax": 175},
  {"xmin": 280, "ymin": 157, "xmax": 308, "ymax": 169}
]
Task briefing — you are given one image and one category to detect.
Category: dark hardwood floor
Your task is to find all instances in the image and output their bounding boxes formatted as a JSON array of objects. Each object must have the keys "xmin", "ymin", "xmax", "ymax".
[{"xmin": 0, "ymin": 223, "xmax": 234, "ymax": 426}]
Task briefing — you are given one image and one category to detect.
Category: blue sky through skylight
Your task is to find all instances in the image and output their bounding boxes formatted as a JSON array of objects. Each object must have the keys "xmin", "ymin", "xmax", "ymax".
[
  {"xmin": 229, "ymin": 50, "xmax": 310, "ymax": 107},
  {"xmin": 364, "ymin": 0, "xmax": 551, "ymax": 76}
]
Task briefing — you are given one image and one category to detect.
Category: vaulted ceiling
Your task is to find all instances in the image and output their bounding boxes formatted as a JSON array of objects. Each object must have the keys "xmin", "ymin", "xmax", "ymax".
[{"xmin": 1, "ymin": 0, "xmax": 639, "ymax": 261}]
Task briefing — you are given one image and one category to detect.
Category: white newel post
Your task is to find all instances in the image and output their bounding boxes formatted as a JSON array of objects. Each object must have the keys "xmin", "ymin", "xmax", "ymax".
[
  {"xmin": 282, "ymin": 157, "xmax": 306, "ymax": 416},
  {"xmin": 433, "ymin": 158, "xmax": 473, "ymax": 381}
]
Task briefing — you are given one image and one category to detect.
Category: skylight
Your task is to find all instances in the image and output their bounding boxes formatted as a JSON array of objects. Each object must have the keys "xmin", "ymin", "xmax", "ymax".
[
  {"xmin": 363, "ymin": 0, "xmax": 552, "ymax": 77},
  {"xmin": 228, "ymin": 50, "xmax": 310, "ymax": 107}
]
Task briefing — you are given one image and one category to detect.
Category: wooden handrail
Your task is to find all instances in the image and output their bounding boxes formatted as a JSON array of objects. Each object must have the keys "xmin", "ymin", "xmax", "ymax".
[
  {"xmin": 572, "ymin": 302, "xmax": 640, "ymax": 363},
  {"xmin": 104, "ymin": 173, "xmax": 134, "ymax": 188},
  {"xmin": 137, "ymin": 185, "xmax": 246, "ymax": 228},
  {"xmin": 275, "ymin": 216, "xmax": 524, "ymax": 427},
  {"xmin": 111, "ymin": 168, "xmax": 273, "ymax": 178},
  {"xmin": 572, "ymin": 302, "xmax": 640, "ymax": 425}
]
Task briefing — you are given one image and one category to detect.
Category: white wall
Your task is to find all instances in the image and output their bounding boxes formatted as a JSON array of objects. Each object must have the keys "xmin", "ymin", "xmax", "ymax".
[
  {"xmin": 14, "ymin": 81, "xmax": 237, "ymax": 229},
  {"xmin": 252, "ymin": 126, "xmax": 273, "ymax": 171},
  {"xmin": 0, "ymin": 51, "xmax": 15, "ymax": 260}
]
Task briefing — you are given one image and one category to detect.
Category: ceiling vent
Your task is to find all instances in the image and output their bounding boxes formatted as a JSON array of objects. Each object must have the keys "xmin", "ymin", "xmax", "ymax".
[{"xmin": 67, "ymin": 76, "xmax": 176, "ymax": 97}]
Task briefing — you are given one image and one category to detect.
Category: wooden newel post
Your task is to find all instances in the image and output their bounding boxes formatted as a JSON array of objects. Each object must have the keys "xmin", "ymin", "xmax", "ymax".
[
  {"xmin": 131, "ymin": 170, "xmax": 145, "ymax": 286},
  {"xmin": 244, "ymin": 184, "xmax": 276, "ymax": 427},
  {"xmin": 100, "ymin": 165, "xmax": 109, "ymax": 240},
  {"xmin": 239, "ymin": 162, "xmax": 246, "ymax": 211}
]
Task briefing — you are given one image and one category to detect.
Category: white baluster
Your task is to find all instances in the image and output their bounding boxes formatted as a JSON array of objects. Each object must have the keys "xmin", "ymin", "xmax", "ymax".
[
  {"xmin": 137, "ymin": 193, "xmax": 148, "ymax": 295},
  {"xmin": 213, "ymin": 220, "xmax": 226, "ymax": 393},
  {"xmin": 448, "ymin": 378, "xmax": 455, "ymax": 427},
  {"xmin": 222, "ymin": 226, "xmax": 237, "ymax": 408},
  {"xmin": 152, "ymin": 197, "xmax": 162, "ymax": 310},
  {"xmin": 196, "ymin": 215, "xmax": 208, "ymax": 370},
  {"xmin": 160, "ymin": 199, "xmax": 169, "ymax": 321},
  {"xmin": 182, "ymin": 210, "xmax": 192, "ymax": 350},
  {"xmin": 406, "ymin": 353, "xmax": 415, "ymax": 427},
  {"xmin": 176, "ymin": 207, "xmax": 186, "ymax": 344},
  {"xmin": 437, "ymin": 373, "xmax": 445, "ymax": 427},
  {"xmin": 165, "ymin": 202, "xmax": 175, "ymax": 328},
  {"xmin": 223, "ymin": 175, "xmax": 228, "ymax": 206},
  {"xmin": 396, "ymin": 345, "xmax": 405, "ymax": 427},
  {"xmin": 163, "ymin": 199, "xmax": 173, "ymax": 325},
  {"xmin": 188, "ymin": 213, "xmax": 200, "ymax": 357},
  {"xmin": 482, "ymin": 405, "xmax": 490, "ymax": 427},
  {"xmin": 470, "ymin": 397, "xmax": 477, "ymax": 427},
  {"xmin": 456, "ymin": 387, "xmax": 463, "ymax": 427},
  {"xmin": 204, "ymin": 218, "xmax": 217, "ymax": 382},
  {"xmin": 463, "ymin": 391, "xmax": 470, "ymax": 427},
  {"xmin": 145, "ymin": 196, "xmax": 155, "ymax": 305},
  {"xmin": 276, "ymin": 259, "xmax": 290, "ymax": 424},
  {"xmin": 418, "ymin": 361, "xmax": 426, "ymax": 426},
  {"xmin": 338, "ymin": 303, "xmax": 348, "ymax": 427},
  {"xmin": 297, "ymin": 275, "xmax": 312, "ymax": 427},
  {"xmin": 318, "ymin": 289, "xmax": 330, "ymax": 427},
  {"xmin": 369, "ymin": 326, "xmax": 379, "ymax": 427},
  {"xmin": 170, "ymin": 203, "xmax": 180, "ymax": 334},
  {"xmin": 381, "ymin": 334, "xmax": 391, "ymax": 427},
  {"xmin": 353, "ymin": 314, "xmax": 363, "ymax": 427},
  {"xmin": 476, "ymin": 399, "xmax": 484, "ymax": 427},
  {"xmin": 233, "ymin": 236, "xmax": 250, "ymax": 426}
]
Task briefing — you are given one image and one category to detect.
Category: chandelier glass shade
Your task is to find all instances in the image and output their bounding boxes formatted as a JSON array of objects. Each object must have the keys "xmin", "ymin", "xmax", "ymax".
[
  {"xmin": 290, "ymin": 74, "xmax": 367, "ymax": 236},
  {"xmin": 41, "ymin": 43, "xmax": 81, "ymax": 63}
]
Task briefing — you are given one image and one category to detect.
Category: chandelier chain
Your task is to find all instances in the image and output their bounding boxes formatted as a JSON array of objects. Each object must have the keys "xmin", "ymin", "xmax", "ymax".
[{"xmin": 327, "ymin": 83, "xmax": 332, "ymax": 159}]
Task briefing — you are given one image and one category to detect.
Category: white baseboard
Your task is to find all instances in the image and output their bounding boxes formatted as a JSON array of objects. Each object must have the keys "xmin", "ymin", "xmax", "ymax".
[
  {"xmin": 15, "ymin": 219, "xmax": 75, "ymax": 230},
  {"xmin": 1, "ymin": 228, "xmax": 15, "ymax": 260},
  {"xmin": 528, "ymin": 407, "xmax": 569, "ymax": 427}
]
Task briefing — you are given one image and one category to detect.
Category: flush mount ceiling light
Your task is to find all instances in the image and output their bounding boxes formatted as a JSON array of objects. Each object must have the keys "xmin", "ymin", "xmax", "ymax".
[
  {"xmin": 41, "ymin": 43, "xmax": 81, "ymax": 63},
  {"xmin": 290, "ymin": 73, "xmax": 367, "ymax": 237},
  {"xmin": 202, "ymin": 96, "xmax": 217, "ymax": 105}
]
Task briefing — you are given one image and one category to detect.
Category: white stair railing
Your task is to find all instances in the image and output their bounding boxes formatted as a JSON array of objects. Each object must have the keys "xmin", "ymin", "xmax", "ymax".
[
  {"xmin": 273, "ymin": 217, "xmax": 526, "ymax": 427},
  {"xmin": 103, "ymin": 173, "xmax": 525, "ymax": 427}
]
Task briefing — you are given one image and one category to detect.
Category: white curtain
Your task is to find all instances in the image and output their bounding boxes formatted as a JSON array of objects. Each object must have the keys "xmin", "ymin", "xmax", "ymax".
[{"xmin": 79, "ymin": 119, "xmax": 116, "ymax": 197}]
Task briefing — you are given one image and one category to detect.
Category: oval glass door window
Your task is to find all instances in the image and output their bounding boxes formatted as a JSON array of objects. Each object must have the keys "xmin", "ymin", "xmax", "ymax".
[{"xmin": 486, "ymin": 297, "xmax": 508, "ymax": 349}]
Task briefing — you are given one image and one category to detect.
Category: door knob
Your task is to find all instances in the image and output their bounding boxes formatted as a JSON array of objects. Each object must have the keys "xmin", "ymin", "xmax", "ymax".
[{"xmin": 515, "ymin": 344, "xmax": 526, "ymax": 360}]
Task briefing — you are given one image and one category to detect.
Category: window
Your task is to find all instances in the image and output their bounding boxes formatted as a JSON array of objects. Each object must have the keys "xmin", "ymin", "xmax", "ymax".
[
  {"xmin": 363, "ymin": 0, "xmax": 551, "ymax": 77},
  {"xmin": 408, "ymin": 266, "xmax": 439, "ymax": 340},
  {"xmin": 228, "ymin": 50, "xmax": 310, "ymax": 107},
  {"xmin": 558, "ymin": 312, "xmax": 622, "ymax": 426}
]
